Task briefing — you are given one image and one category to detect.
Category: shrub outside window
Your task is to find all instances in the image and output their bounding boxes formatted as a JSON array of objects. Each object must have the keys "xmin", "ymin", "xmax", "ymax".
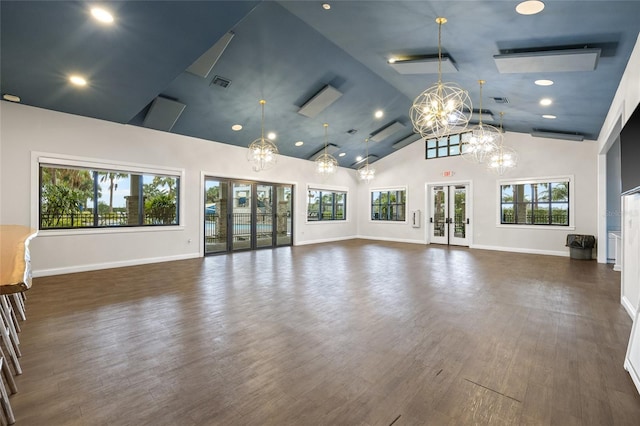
[
  {"xmin": 39, "ymin": 164, "xmax": 180, "ymax": 229},
  {"xmin": 500, "ymin": 180, "xmax": 569, "ymax": 226},
  {"xmin": 371, "ymin": 189, "xmax": 406, "ymax": 221},
  {"xmin": 307, "ymin": 189, "xmax": 346, "ymax": 221}
]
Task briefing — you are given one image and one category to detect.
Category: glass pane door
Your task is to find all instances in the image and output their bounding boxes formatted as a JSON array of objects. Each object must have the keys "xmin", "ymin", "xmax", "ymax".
[
  {"xmin": 275, "ymin": 185, "xmax": 293, "ymax": 246},
  {"xmin": 431, "ymin": 186, "xmax": 448, "ymax": 244},
  {"xmin": 450, "ymin": 185, "xmax": 468, "ymax": 246},
  {"xmin": 232, "ymin": 182, "xmax": 252, "ymax": 251},
  {"xmin": 256, "ymin": 184, "xmax": 273, "ymax": 248},
  {"xmin": 204, "ymin": 178, "xmax": 228, "ymax": 254}
]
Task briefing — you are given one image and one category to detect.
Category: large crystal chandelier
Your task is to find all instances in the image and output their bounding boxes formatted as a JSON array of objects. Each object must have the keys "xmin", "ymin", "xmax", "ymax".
[
  {"xmin": 315, "ymin": 123, "xmax": 338, "ymax": 176},
  {"xmin": 247, "ymin": 99, "xmax": 278, "ymax": 172},
  {"xmin": 409, "ymin": 17, "xmax": 472, "ymax": 139},
  {"xmin": 487, "ymin": 112, "xmax": 518, "ymax": 175},
  {"xmin": 358, "ymin": 138, "xmax": 375, "ymax": 182},
  {"xmin": 462, "ymin": 80, "xmax": 501, "ymax": 163}
]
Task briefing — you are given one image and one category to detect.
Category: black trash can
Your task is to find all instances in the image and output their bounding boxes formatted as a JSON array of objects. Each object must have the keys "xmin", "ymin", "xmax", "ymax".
[{"xmin": 566, "ymin": 234, "xmax": 595, "ymax": 260}]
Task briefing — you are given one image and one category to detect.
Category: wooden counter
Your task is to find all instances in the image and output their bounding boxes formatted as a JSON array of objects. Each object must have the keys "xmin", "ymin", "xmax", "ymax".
[{"xmin": 0, "ymin": 225, "xmax": 37, "ymax": 295}]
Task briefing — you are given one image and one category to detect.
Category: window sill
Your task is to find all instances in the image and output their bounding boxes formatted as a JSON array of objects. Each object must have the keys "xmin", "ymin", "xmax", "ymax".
[
  {"xmin": 496, "ymin": 223, "xmax": 575, "ymax": 231},
  {"xmin": 36, "ymin": 225, "xmax": 185, "ymax": 237}
]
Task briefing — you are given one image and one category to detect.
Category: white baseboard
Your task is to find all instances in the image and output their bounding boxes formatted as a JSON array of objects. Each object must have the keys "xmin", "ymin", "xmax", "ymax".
[
  {"xmin": 294, "ymin": 235, "xmax": 357, "ymax": 246},
  {"xmin": 624, "ymin": 358, "xmax": 640, "ymax": 396},
  {"xmin": 470, "ymin": 244, "xmax": 568, "ymax": 257},
  {"xmin": 355, "ymin": 235, "xmax": 426, "ymax": 245},
  {"xmin": 622, "ymin": 295, "xmax": 637, "ymax": 320},
  {"xmin": 33, "ymin": 252, "xmax": 201, "ymax": 277}
]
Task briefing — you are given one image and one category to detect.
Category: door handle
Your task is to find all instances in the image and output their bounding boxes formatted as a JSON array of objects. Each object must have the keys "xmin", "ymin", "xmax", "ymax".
[
  {"xmin": 466, "ymin": 218, "xmax": 470, "ymax": 224},
  {"xmin": 430, "ymin": 217, "xmax": 433, "ymax": 223}
]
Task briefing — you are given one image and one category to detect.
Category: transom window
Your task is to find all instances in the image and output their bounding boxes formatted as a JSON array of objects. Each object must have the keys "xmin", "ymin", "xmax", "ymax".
[
  {"xmin": 500, "ymin": 180, "xmax": 570, "ymax": 226},
  {"xmin": 307, "ymin": 189, "xmax": 346, "ymax": 221},
  {"xmin": 39, "ymin": 163, "xmax": 180, "ymax": 229},
  {"xmin": 426, "ymin": 132, "xmax": 470, "ymax": 159},
  {"xmin": 371, "ymin": 189, "xmax": 406, "ymax": 221}
]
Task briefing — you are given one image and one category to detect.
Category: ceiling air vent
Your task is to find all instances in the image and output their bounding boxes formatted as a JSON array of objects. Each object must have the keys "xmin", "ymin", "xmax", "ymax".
[
  {"xmin": 492, "ymin": 97, "xmax": 509, "ymax": 104},
  {"xmin": 347, "ymin": 129, "xmax": 358, "ymax": 135},
  {"xmin": 211, "ymin": 76, "xmax": 231, "ymax": 89}
]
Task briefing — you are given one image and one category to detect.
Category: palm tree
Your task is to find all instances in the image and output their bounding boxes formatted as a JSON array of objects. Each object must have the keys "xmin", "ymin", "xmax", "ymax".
[{"xmin": 99, "ymin": 172, "xmax": 128, "ymax": 213}]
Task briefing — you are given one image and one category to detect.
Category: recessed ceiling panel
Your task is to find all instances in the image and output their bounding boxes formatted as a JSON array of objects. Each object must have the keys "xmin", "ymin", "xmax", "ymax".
[
  {"xmin": 530, "ymin": 129, "xmax": 585, "ymax": 141},
  {"xmin": 186, "ymin": 32, "xmax": 235, "ymax": 79},
  {"xmin": 389, "ymin": 56, "xmax": 458, "ymax": 74},
  {"xmin": 309, "ymin": 144, "xmax": 340, "ymax": 161},
  {"xmin": 143, "ymin": 97, "xmax": 186, "ymax": 132},
  {"xmin": 494, "ymin": 48, "xmax": 601, "ymax": 73},
  {"xmin": 298, "ymin": 85, "xmax": 343, "ymax": 118},
  {"xmin": 370, "ymin": 121, "xmax": 406, "ymax": 142}
]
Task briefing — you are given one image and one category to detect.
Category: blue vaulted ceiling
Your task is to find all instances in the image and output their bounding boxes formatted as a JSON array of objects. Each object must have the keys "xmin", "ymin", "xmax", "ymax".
[{"xmin": 2, "ymin": 1, "xmax": 640, "ymax": 167}]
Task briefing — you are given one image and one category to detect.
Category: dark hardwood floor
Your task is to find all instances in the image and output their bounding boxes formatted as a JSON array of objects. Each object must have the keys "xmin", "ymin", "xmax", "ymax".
[{"xmin": 9, "ymin": 240, "xmax": 640, "ymax": 425}]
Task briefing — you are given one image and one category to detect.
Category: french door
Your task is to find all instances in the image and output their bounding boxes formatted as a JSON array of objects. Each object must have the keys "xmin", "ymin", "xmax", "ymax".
[
  {"xmin": 429, "ymin": 184, "xmax": 469, "ymax": 246},
  {"xmin": 204, "ymin": 177, "xmax": 293, "ymax": 254}
]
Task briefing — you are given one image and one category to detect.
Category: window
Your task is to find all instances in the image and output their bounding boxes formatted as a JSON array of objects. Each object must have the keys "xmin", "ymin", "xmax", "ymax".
[
  {"xmin": 426, "ymin": 132, "xmax": 468, "ymax": 159},
  {"xmin": 500, "ymin": 179, "xmax": 570, "ymax": 226},
  {"xmin": 39, "ymin": 164, "xmax": 180, "ymax": 229},
  {"xmin": 307, "ymin": 189, "xmax": 346, "ymax": 221},
  {"xmin": 371, "ymin": 189, "xmax": 406, "ymax": 221}
]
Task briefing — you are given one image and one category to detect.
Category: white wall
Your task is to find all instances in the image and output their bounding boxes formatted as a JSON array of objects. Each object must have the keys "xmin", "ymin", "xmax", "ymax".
[
  {"xmin": 357, "ymin": 130, "xmax": 598, "ymax": 256},
  {"xmin": 0, "ymin": 102, "xmax": 359, "ymax": 276}
]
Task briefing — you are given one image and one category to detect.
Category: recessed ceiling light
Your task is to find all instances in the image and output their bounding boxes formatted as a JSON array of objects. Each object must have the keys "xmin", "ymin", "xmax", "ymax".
[
  {"xmin": 90, "ymin": 7, "xmax": 114, "ymax": 24},
  {"xmin": 338, "ymin": 152, "xmax": 346, "ymax": 157},
  {"xmin": 267, "ymin": 132, "xmax": 276, "ymax": 140},
  {"xmin": 374, "ymin": 110, "xmax": 384, "ymax": 119},
  {"xmin": 542, "ymin": 114, "xmax": 557, "ymax": 119},
  {"xmin": 322, "ymin": 3, "xmax": 331, "ymax": 10},
  {"xmin": 356, "ymin": 156, "xmax": 363, "ymax": 162},
  {"xmin": 69, "ymin": 75, "xmax": 87, "ymax": 86},
  {"xmin": 516, "ymin": 1, "xmax": 545, "ymax": 15},
  {"xmin": 539, "ymin": 98, "xmax": 552, "ymax": 106},
  {"xmin": 535, "ymin": 79, "xmax": 554, "ymax": 86},
  {"xmin": 231, "ymin": 124, "xmax": 243, "ymax": 131},
  {"xmin": 295, "ymin": 141, "xmax": 304, "ymax": 147},
  {"xmin": 2, "ymin": 94, "xmax": 21, "ymax": 103}
]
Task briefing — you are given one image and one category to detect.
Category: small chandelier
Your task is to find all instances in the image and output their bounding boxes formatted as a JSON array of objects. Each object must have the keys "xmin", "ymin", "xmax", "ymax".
[
  {"xmin": 247, "ymin": 99, "xmax": 278, "ymax": 172},
  {"xmin": 316, "ymin": 123, "xmax": 338, "ymax": 176},
  {"xmin": 462, "ymin": 80, "xmax": 501, "ymax": 163},
  {"xmin": 410, "ymin": 17, "xmax": 472, "ymax": 139},
  {"xmin": 358, "ymin": 138, "xmax": 375, "ymax": 182},
  {"xmin": 487, "ymin": 112, "xmax": 518, "ymax": 175}
]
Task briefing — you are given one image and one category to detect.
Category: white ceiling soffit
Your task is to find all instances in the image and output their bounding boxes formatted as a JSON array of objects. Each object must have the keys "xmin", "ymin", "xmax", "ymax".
[
  {"xmin": 494, "ymin": 48, "xmax": 601, "ymax": 73},
  {"xmin": 370, "ymin": 121, "xmax": 406, "ymax": 142},
  {"xmin": 186, "ymin": 32, "xmax": 235, "ymax": 79},
  {"xmin": 298, "ymin": 85, "xmax": 343, "ymax": 118},
  {"xmin": 308, "ymin": 143, "xmax": 340, "ymax": 161},
  {"xmin": 530, "ymin": 130, "xmax": 584, "ymax": 141},
  {"xmin": 389, "ymin": 56, "xmax": 458, "ymax": 74},
  {"xmin": 143, "ymin": 96, "xmax": 186, "ymax": 132},
  {"xmin": 351, "ymin": 155, "xmax": 378, "ymax": 167},
  {"xmin": 392, "ymin": 133, "xmax": 422, "ymax": 150}
]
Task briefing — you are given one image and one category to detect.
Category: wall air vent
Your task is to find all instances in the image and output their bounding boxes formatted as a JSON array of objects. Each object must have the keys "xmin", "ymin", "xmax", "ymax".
[
  {"xmin": 211, "ymin": 76, "xmax": 231, "ymax": 88},
  {"xmin": 370, "ymin": 121, "xmax": 406, "ymax": 142},
  {"xmin": 351, "ymin": 155, "xmax": 378, "ymax": 167},
  {"xmin": 298, "ymin": 85, "xmax": 343, "ymax": 118},
  {"xmin": 392, "ymin": 133, "xmax": 421, "ymax": 150},
  {"xmin": 388, "ymin": 55, "xmax": 458, "ymax": 74},
  {"xmin": 186, "ymin": 31, "xmax": 235, "ymax": 79},
  {"xmin": 492, "ymin": 97, "xmax": 509, "ymax": 104},
  {"xmin": 309, "ymin": 144, "xmax": 340, "ymax": 161},
  {"xmin": 531, "ymin": 129, "xmax": 585, "ymax": 141},
  {"xmin": 494, "ymin": 47, "xmax": 601, "ymax": 73},
  {"xmin": 143, "ymin": 96, "xmax": 186, "ymax": 132}
]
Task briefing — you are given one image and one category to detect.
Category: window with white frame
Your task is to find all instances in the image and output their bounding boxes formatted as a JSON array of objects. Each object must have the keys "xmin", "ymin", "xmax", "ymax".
[
  {"xmin": 38, "ymin": 159, "xmax": 181, "ymax": 230},
  {"xmin": 307, "ymin": 188, "xmax": 346, "ymax": 221},
  {"xmin": 499, "ymin": 178, "xmax": 571, "ymax": 226},
  {"xmin": 371, "ymin": 188, "xmax": 406, "ymax": 221}
]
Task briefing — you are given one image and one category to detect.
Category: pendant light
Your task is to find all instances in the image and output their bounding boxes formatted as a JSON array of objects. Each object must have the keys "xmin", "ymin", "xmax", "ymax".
[
  {"xmin": 409, "ymin": 17, "xmax": 472, "ymax": 139},
  {"xmin": 315, "ymin": 123, "xmax": 338, "ymax": 176},
  {"xmin": 247, "ymin": 100, "xmax": 278, "ymax": 172},
  {"xmin": 487, "ymin": 112, "xmax": 518, "ymax": 175},
  {"xmin": 358, "ymin": 138, "xmax": 375, "ymax": 182},
  {"xmin": 462, "ymin": 80, "xmax": 501, "ymax": 163}
]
